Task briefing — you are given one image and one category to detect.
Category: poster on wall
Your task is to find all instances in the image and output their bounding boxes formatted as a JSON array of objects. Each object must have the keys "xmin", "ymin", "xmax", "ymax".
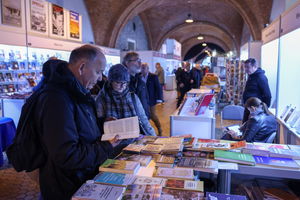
[
  {"xmin": 29, "ymin": 0, "xmax": 48, "ymax": 34},
  {"xmin": 49, "ymin": 4, "xmax": 66, "ymax": 39},
  {"xmin": 1, "ymin": 0, "xmax": 22, "ymax": 27},
  {"xmin": 68, "ymin": 10, "xmax": 82, "ymax": 41}
]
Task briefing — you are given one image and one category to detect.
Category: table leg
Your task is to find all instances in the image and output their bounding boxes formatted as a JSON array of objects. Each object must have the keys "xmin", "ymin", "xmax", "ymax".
[{"xmin": 217, "ymin": 169, "xmax": 231, "ymax": 194}]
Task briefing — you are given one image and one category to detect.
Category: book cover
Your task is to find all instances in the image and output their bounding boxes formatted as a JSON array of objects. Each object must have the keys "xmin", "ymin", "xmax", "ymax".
[
  {"xmin": 123, "ymin": 144, "xmax": 145, "ymax": 153},
  {"xmin": 156, "ymin": 155, "xmax": 175, "ymax": 164},
  {"xmin": 253, "ymin": 156, "xmax": 300, "ymax": 169},
  {"xmin": 154, "ymin": 167, "xmax": 195, "ymax": 180},
  {"xmin": 197, "ymin": 139, "xmax": 220, "ymax": 143},
  {"xmin": 214, "ymin": 150, "xmax": 255, "ymax": 165},
  {"xmin": 284, "ymin": 106, "xmax": 296, "ymax": 123},
  {"xmin": 142, "ymin": 144, "xmax": 163, "ymax": 154},
  {"xmin": 230, "ymin": 141, "xmax": 246, "ymax": 149},
  {"xmin": 206, "ymin": 192, "xmax": 247, "ymax": 200},
  {"xmin": 165, "ymin": 179, "xmax": 204, "ymax": 192},
  {"xmin": 268, "ymin": 148, "xmax": 300, "ymax": 159},
  {"xmin": 93, "ymin": 172, "xmax": 135, "ymax": 186},
  {"xmin": 136, "ymin": 165, "xmax": 155, "ymax": 177},
  {"xmin": 117, "ymin": 154, "xmax": 152, "ymax": 166},
  {"xmin": 134, "ymin": 176, "xmax": 166, "ymax": 185},
  {"xmin": 155, "ymin": 163, "xmax": 174, "ymax": 168},
  {"xmin": 176, "ymin": 157, "xmax": 218, "ymax": 173},
  {"xmin": 253, "ymin": 142, "xmax": 289, "ymax": 150},
  {"xmin": 183, "ymin": 137, "xmax": 197, "ymax": 148},
  {"xmin": 161, "ymin": 143, "xmax": 183, "ymax": 152},
  {"xmin": 72, "ymin": 181, "xmax": 124, "ymax": 200},
  {"xmin": 242, "ymin": 143, "xmax": 270, "ymax": 157},
  {"xmin": 122, "ymin": 184, "xmax": 162, "ymax": 200},
  {"xmin": 183, "ymin": 151, "xmax": 214, "ymax": 159},
  {"xmin": 193, "ymin": 143, "xmax": 231, "ymax": 151},
  {"xmin": 99, "ymin": 159, "xmax": 140, "ymax": 174},
  {"xmin": 161, "ymin": 188, "xmax": 204, "ymax": 200},
  {"xmin": 154, "ymin": 137, "xmax": 183, "ymax": 144}
]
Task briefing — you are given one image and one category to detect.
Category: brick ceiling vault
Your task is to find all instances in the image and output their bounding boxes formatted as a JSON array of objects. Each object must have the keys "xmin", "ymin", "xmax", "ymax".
[{"xmin": 84, "ymin": 0, "xmax": 272, "ymax": 53}]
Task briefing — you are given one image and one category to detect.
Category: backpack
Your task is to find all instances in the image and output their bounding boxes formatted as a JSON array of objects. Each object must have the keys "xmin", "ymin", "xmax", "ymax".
[{"xmin": 7, "ymin": 88, "xmax": 47, "ymax": 172}]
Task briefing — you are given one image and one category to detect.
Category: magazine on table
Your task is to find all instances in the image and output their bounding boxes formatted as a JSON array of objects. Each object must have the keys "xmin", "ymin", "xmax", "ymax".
[{"xmin": 226, "ymin": 124, "xmax": 243, "ymax": 136}]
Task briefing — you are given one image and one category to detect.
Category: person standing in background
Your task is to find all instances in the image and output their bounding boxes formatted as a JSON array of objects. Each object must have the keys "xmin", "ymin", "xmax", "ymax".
[
  {"xmin": 155, "ymin": 62, "xmax": 165, "ymax": 102},
  {"xmin": 122, "ymin": 52, "xmax": 150, "ymax": 119},
  {"xmin": 141, "ymin": 63, "xmax": 163, "ymax": 136},
  {"xmin": 242, "ymin": 58, "xmax": 271, "ymax": 123},
  {"xmin": 191, "ymin": 64, "xmax": 203, "ymax": 88},
  {"xmin": 176, "ymin": 62, "xmax": 193, "ymax": 108}
]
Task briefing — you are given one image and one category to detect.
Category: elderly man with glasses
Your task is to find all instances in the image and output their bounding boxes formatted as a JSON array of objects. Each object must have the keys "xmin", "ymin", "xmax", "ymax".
[{"xmin": 122, "ymin": 52, "xmax": 151, "ymax": 119}]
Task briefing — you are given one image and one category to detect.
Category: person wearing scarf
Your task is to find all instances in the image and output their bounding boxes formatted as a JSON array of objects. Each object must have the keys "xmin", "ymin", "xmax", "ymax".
[{"xmin": 96, "ymin": 64, "xmax": 156, "ymax": 137}]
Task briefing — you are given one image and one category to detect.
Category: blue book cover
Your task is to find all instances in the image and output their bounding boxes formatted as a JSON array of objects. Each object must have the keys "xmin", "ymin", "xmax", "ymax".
[
  {"xmin": 93, "ymin": 172, "xmax": 135, "ymax": 186},
  {"xmin": 253, "ymin": 156, "xmax": 300, "ymax": 169},
  {"xmin": 206, "ymin": 192, "xmax": 247, "ymax": 200}
]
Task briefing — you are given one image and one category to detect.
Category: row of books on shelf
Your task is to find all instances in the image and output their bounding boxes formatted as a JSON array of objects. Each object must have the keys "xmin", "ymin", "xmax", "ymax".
[
  {"xmin": 279, "ymin": 105, "xmax": 300, "ymax": 131},
  {"xmin": 72, "ymin": 135, "xmax": 300, "ymax": 199},
  {"xmin": 0, "ymin": 60, "xmax": 45, "ymax": 70}
]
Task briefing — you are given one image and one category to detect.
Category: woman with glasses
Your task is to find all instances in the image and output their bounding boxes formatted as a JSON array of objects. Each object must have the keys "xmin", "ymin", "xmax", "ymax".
[{"xmin": 96, "ymin": 64, "xmax": 156, "ymax": 139}]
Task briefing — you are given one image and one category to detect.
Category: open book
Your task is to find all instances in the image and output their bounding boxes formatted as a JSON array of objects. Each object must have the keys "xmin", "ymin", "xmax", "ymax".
[
  {"xmin": 227, "ymin": 124, "xmax": 243, "ymax": 136},
  {"xmin": 101, "ymin": 116, "xmax": 140, "ymax": 141}
]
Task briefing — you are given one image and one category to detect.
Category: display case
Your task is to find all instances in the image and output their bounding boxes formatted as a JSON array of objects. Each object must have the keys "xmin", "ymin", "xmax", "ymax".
[{"xmin": 170, "ymin": 90, "xmax": 216, "ymax": 138}]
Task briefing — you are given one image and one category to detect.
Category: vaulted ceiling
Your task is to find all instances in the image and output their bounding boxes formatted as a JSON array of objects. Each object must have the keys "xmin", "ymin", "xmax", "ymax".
[{"xmin": 84, "ymin": 0, "xmax": 273, "ymax": 57}]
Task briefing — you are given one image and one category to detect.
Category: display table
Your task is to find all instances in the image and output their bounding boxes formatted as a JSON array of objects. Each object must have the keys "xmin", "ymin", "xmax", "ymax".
[
  {"xmin": 217, "ymin": 163, "xmax": 300, "ymax": 194},
  {"xmin": 0, "ymin": 117, "xmax": 16, "ymax": 167}
]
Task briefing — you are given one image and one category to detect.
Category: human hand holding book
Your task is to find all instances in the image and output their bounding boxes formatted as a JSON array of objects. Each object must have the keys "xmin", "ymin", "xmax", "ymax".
[{"xmin": 101, "ymin": 116, "xmax": 140, "ymax": 141}]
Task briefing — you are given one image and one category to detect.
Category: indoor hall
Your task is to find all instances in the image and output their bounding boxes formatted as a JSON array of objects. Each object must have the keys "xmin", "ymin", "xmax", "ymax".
[{"xmin": 0, "ymin": 0, "xmax": 300, "ymax": 199}]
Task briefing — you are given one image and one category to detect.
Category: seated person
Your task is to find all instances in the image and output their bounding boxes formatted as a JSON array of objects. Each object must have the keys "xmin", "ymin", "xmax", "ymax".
[
  {"xmin": 96, "ymin": 64, "xmax": 156, "ymax": 137},
  {"xmin": 222, "ymin": 97, "xmax": 277, "ymax": 143}
]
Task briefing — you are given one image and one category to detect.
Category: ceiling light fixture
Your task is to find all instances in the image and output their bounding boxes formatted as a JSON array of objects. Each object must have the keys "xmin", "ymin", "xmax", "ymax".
[
  {"xmin": 197, "ymin": 36, "xmax": 204, "ymax": 40},
  {"xmin": 202, "ymin": 43, "xmax": 207, "ymax": 47},
  {"xmin": 185, "ymin": 14, "xmax": 194, "ymax": 23}
]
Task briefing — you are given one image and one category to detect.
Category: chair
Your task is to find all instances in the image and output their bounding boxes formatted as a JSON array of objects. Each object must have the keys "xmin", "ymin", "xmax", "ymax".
[
  {"xmin": 265, "ymin": 132, "xmax": 277, "ymax": 143},
  {"xmin": 220, "ymin": 105, "xmax": 245, "ymax": 128}
]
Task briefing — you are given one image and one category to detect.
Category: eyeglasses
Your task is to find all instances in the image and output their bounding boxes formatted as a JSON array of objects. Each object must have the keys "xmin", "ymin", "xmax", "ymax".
[
  {"xmin": 114, "ymin": 81, "xmax": 128, "ymax": 86},
  {"xmin": 129, "ymin": 58, "xmax": 141, "ymax": 63}
]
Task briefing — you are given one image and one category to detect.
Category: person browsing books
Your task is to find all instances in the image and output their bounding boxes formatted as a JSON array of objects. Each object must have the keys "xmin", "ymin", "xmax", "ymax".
[
  {"xmin": 222, "ymin": 97, "xmax": 277, "ymax": 142},
  {"xmin": 96, "ymin": 64, "xmax": 156, "ymax": 139}
]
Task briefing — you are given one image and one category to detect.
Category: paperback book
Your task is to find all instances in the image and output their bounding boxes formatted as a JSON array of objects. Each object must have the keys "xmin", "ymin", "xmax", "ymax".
[
  {"xmin": 116, "ymin": 153, "xmax": 152, "ymax": 166},
  {"xmin": 142, "ymin": 144, "xmax": 163, "ymax": 154},
  {"xmin": 154, "ymin": 167, "xmax": 195, "ymax": 180},
  {"xmin": 182, "ymin": 151, "xmax": 214, "ymax": 159},
  {"xmin": 268, "ymin": 148, "xmax": 300, "ymax": 159},
  {"xmin": 156, "ymin": 155, "xmax": 176, "ymax": 164},
  {"xmin": 123, "ymin": 144, "xmax": 145, "ymax": 154},
  {"xmin": 192, "ymin": 142, "xmax": 231, "ymax": 151},
  {"xmin": 121, "ymin": 184, "xmax": 162, "ymax": 200},
  {"xmin": 161, "ymin": 188, "xmax": 204, "ymax": 200},
  {"xmin": 99, "ymin": 159, "xmax": 140, "ymax": 174},
  {"xmin": 134, "ymin": 176, "xmax": 166, "ymax": 185},
  {"xmin": 154, "ymin": 137, "xmax": 184, "ymax": 144},
  {"xmin": 206, "ymin": 192, "xmax": 247, "ymax": 200},
  {"xmin": 214, "ymin": 150, "xmax": 255, "ymax": 165},
  {"xmin": 253, "ymin": 156, "xmax": 300, "ymax": 169},
  {"xmin": 72, "ymin": 181, "xmax": 124, "ymax": 200},
  {"xmin": 93, "ymin": 172, "xmax": 136, "ymax": 187},
  {"xmin": 176, "ymin": 157, "xmax": 218, "ymax": 173},
  {"xmin": 164, "ymin": 179, "xmax": 204, "ymax": 192},
  {"xmin": 241, "ymin": 143, "xmax": 270, "ymax": 157}
]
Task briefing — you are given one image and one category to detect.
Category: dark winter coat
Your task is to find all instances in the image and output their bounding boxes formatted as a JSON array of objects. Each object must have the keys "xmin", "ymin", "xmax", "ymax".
[
  {"xmin": 243, "ymin": 68, "xmax": 272, "ymax": 107},
  {"xmin": 240, "ymin": 110, "xmax": 277, "ymax": 142},
  {"xmin": 129, "ymin": 74, "xmax": 150, "ymax": 118},
  {"xmin": 34, "ymin": 60, "xmax": 113, "ymax": 200},
  {"xmin": 191, "ymin": 68, "xmax": 203, "ymax": 88},
  {"xmin": 177, "ymin": 70, "xmax": 193, "ymax": 93},
  {"xmin": 144, "ymin": 73, "xmax": 162, "ymax": 107}
]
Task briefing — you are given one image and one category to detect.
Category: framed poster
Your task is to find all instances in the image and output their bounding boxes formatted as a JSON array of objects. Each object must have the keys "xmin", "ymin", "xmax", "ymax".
[
  {"xmin": 67, "ymin": 10, "xmax": 82, "ymax": 41},
  {"xmin": 1, "ymin": 0, "xmax": 22, "ymax": 27},
  {"xmin": 27, "ymin": 0, "xmax": 49, "ymax": 35},
  {"xmin": 49, "ymin": 3, "xmax": 67, "ymax": 39}
]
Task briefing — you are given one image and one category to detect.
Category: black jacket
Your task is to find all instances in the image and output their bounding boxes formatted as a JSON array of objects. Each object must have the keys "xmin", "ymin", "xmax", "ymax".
[
  {"xmin": 144, "ymin": 73, "xmax": 162, "ymax": 107},
  {"xmin": 177, "ymin": 70, "xmax": 193, "ymax": 92},
  {"xmin": 34, "ymin": 60, "xmax": 113, "ymax": 200},
  {"xmin": 129, "ymin": 74, "xmax": 150, "ymax": 118},
  {"xmin": 191, "ymin": 68, "xmax": 203, "ymax": 88},
  {"xmin": 240, "ymin": 111, "xmax": 277, "ymax": 142},
  {"xmin": 243, "ymin": 68, "xmax": 272, "ymax": 107}
]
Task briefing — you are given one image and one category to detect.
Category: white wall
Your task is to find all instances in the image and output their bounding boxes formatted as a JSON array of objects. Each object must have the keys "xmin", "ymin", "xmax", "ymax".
[{"xmin": 46, "ymin": 0, "xmax": 94, "ymax": 43}]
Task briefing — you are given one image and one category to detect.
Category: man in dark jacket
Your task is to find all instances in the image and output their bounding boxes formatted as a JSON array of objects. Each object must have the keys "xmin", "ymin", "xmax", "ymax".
[
  {"xmin": 177, "ymin": 62, "xmax": 193, "ymax": 108},
  {"xmin": 141, "ymin": 63, "xmax": 163, "ymax": 135},
  {"xmin": 242, "ymin": 58, "xmax": 272, "ymax": 122},
  {"xmin": 191, "ymin": 64, "xmax": 203, "ymax": 88},
  {"xmin": 123, "ymin": 52, "xmax": 150, "ymax": 118},
  {"xmin": 34, "ymin": 45, "xmax": 118, "ymax": 199}
]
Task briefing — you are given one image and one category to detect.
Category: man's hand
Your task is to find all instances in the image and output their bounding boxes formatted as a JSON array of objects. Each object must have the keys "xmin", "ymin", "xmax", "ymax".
[
  {"xmin": 190, "ymin": 79, "xmax": 194, "ymax": 84},
  {"xmin": 179, "ymin": 83, "xmax": 184, "ymax": 88},
  {"xmin": 109, "ymin": 135, "xmax": 121, "ymax": 147}
]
